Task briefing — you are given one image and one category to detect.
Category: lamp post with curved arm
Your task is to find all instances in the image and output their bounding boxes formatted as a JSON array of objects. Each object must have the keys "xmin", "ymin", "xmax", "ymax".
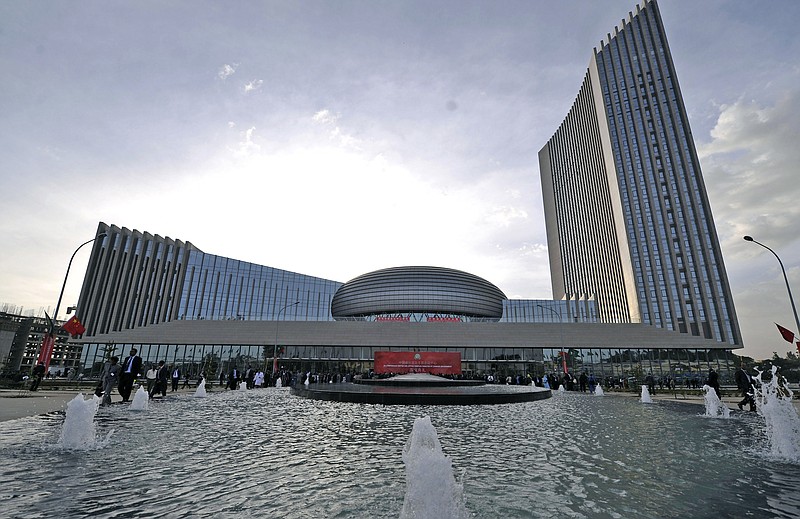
[
  {"xmin": 37, "ymin": 232, "xmax": 107, "ymax": 371},
  {"xmin": 538, "ymin": 304, "xmax": 566, "ymax": 373},
  {"xmin": 51, "ymin": 233, "xmax": 107, "ymax": 330},
  {"xmin": 743, "ymin": 235, "xmax": 800, "ymax": 336},
  {"xmin": 273, "ymin": 301, "xmax": 300, "ymax": 375}
]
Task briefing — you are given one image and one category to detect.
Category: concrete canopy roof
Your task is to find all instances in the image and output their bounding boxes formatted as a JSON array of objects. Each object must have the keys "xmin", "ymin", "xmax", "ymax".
[{"xmin": 74, "ymin": 319, "xmax": 737, "ymax": 350}]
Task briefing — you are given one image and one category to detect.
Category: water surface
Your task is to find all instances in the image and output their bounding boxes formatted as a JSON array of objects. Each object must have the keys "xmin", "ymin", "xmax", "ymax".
[{"xmin": 0, "ymin": 389, "xmax": 797, "ymax": 518}]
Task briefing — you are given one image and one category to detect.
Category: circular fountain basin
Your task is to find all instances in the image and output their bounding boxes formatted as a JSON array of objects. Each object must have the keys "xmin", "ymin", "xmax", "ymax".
[{"xmin": 291, "ymin": 373, "xmax": 551, "ymax": 405}]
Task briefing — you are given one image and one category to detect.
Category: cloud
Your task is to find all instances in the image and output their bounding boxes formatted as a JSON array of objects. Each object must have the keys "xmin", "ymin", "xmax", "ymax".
[
  {"xmin": 698, "ymin": 90, "xmax": 800, "ymax": 247},
  {"xmin": 243, "ymin": 79, "xmax": 263, "ymax": 93},
  {"xmin": 697, "ymin": 89, "xmax": 800, "ymax": 359},
  {"xmin": 484, "ymin": 205, "xmax": 528, "ymax": 227},
  {"xmin": 229, "ymin": 126, "xmax": 260, "ymax": 157},
  {"xmin": 312, "ymin": 109, "xmax": 338, "ymax": 124},
  {"xmin": 218, "ymin": 63, "xmax": 238, "ymax": 80},
  {"xmin": 311, "ymin": 109, "xmax": 360, "ymax": 149}
]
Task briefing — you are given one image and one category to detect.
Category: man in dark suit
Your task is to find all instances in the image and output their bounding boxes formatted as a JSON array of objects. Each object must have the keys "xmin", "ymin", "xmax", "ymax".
[
  {"xmin": 228, "ymin": 368, "xmax": 240, "ymax": 390},
  {"xmin": 735, "ymin": 362, "xmax": 756, "ymax": 411},
  {"xmin": 118, "ymin": 348, "xmax": 143, "ymax": 402},
  {"xmin": 171, "ymin": 366, "xmax": 181, "ymax": 392},
  {"xmin": 30, "ymin": 362, "xmax": 46, "ymax": 391},
  {"xmin": 149, "ymin": 360, "xmax": 168, "ymax": 399}
]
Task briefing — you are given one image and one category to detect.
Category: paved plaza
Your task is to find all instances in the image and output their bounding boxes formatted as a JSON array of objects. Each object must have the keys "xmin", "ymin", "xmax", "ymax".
[{"xmin": 0, "ymin": 385, "xmax": 208, "ymax": 421}]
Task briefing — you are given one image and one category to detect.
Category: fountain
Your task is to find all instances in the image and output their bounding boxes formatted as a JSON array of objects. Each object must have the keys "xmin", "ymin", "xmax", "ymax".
[
  {"xmin": 701, "ymin": 384, "xmax": 730, "ymax": 418},
  {"xmin": 640, "ymin": 385, "xmax": 653, "ymax": 403},
  {"xmin": 57, "ymin": 394, "xmax": 105, "ymax": 450},
  {"xmin": 754, "ymin": 365, "xmax": 800, "ymax": 461},
  {"xmin": 292, "ymin": 373, "xmax": 550, "ymax": 405},
  {"xmin": 194, "ymin": 378, "xmax": 207, "ymax": 398},
  {"xmin": 594, "ymin": 385, "xmax": 605, "ymax": 396},
  {"xmin": 129, "ymin": 386, "xmax": 149, "ymax": 411},
  {"xmin": 2, "ymin": 376, "xmax": 799, "ymax": 517},
  {"xmin": 400, "ymin": 416, "xmax": 468, "ymax": 519},
  {"xmin": 275, "ymin": 377, "xmax": 283, "ymax": 388},
  {"xmin": 238, "ymin": 380, "xmax": 248, "ymax": 392}
]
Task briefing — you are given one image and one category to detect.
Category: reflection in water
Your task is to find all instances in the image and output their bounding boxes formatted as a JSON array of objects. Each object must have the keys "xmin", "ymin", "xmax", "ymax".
[{"xmin": 0, "ymin": 390, "xmax": 797, "ymax": 518}]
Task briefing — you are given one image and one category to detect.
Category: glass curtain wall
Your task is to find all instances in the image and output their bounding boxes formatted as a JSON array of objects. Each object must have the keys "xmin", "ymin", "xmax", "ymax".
[
  {"xmin": 179, "ymin": 251, "xmax": 342, "ymax": 322},
  {"xmin": 80, "ymin": 343, "xmax": 735, "ymax": 385}
]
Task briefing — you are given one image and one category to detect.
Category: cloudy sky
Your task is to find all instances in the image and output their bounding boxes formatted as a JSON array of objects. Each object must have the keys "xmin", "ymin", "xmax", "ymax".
[{"xmin": 1, "ymin": 0, "xmax": 799, "ymax": 361}]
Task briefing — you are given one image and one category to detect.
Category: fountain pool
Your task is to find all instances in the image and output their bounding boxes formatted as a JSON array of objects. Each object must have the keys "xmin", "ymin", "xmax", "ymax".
[{"xmin": 0, "ymin": 389, "xmax": 798, "ymax": 518}]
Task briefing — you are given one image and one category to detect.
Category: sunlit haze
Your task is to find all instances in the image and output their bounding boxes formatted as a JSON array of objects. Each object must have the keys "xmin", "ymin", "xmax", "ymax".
[{"xmin": 1, "ymin": 0, "xmax": 799, "ymax": 360}]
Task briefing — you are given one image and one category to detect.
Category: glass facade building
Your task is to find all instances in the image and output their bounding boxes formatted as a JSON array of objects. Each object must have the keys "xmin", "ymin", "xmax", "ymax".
[
  {"xmin": 70, "ymin": 1, "xmax": 742, "ymax": 386},
  {"xmin": 179, "ymin": 251, "xmax": 340, "ymax": 323},
  {"xmin": 73, "ymin": 222, "xmax": 737, "ymax": 385},
  {"xmin": 538, "ymin": 0, "xmax": 741, "ymax": 346},
  {"xmin": 76, "ymin": 223, "xmax": 341, "ymax": 338}
]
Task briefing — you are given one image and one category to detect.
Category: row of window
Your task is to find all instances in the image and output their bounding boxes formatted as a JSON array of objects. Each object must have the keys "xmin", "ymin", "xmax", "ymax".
[{"xmin": 78, "ymin": 343, "xmax": 740, "ymax": 382}]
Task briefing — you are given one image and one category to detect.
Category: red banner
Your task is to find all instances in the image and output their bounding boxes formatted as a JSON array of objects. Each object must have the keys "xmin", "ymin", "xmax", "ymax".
[
  {"xmin": 36, "ymin": 334, "xmax": 56, "ymax": 372},
  {"xmin": 374, "ymin": 351, "xmax": 461, "ymax": 375}
]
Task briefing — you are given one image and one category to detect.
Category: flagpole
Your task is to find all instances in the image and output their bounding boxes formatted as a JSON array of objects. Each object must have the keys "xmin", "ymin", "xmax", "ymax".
[
  {"xmin": 743, "ymin": 235, "xmax": 800, "ymax": 337},
  {"xmin": 41, "ymin": 232, "xmax": 106, "ymax": 371}
]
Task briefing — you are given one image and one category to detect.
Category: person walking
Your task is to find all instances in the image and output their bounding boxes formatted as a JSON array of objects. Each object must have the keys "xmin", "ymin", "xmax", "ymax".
[
  {"xmin": 735, "ymin": 362, "xmax": 756, "ymax": 411},
  {"xmin": 118, "ymin": 348, "xmax": 142, "ymax": 402},
  {"xmin": 228, "ymin": 367, "xmax": 240, "ymax": 390},
  {"xmin": 171, "ymin": 366, "xmax": 181, "ymax": 392},
  {"xmin": 707, "ymin": 367, "xmax": 721, "ymax": 399},
  {"xmin": 645, "ymin": 372, "xmax": 656, "ymax": 395},
  {"xmin": 149, "ymin": 360, "xmax": 168, "ymax": 399},
  {"xmin": 101, "ymin": 356, "xmax": 121, "ymax": 406},
  {"xmin": 145, "ymin": 365, "xmax": 157, "ymax": 394},
  {"xmin": 29, "ymin": 362, "xmax": 46, "ymax": 391}
]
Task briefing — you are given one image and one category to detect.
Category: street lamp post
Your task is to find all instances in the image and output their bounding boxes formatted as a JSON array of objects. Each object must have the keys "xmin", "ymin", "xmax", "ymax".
[
  {"xmin": 538, "ymin": 304, "xmax": 566, "ymax": 374},
  {"xmin": 743, "ymin": 235, "xmax": 800, "ymax": 336},
  {"xmin": 273, "ymin": 301, "xmax": 300, "ymax": 375},
  {"xmin": 51, "ymin": 233, "xmax": 107, "ymax": 331},
  {"xmin": 38, "ymin": 233, "xmax": 106, "ymax": 371}
]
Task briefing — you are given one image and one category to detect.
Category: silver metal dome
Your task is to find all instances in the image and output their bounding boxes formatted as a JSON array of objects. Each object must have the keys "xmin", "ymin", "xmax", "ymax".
[{"xmin": 330, "ymin": 266, "xmax": 507, "ymax": 320}]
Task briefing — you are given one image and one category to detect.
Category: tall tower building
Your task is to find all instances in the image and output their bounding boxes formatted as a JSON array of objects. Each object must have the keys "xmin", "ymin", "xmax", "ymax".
[{"xmin": 538, "ymin": 0, "xmax": 741, "ymax": 345}]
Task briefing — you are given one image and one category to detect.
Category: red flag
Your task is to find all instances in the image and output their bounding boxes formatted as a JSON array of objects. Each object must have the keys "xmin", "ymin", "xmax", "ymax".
[
  {"xmin": 775, "ymin": 323, "xmax": 795, "ymax": 343},
  {"xmin": 36, "ymin": 334, "xmax": 56, "ymax": 372},
  {"xmin": 62, "ymin": 316, "xmax": 86, "ymax": 337}
]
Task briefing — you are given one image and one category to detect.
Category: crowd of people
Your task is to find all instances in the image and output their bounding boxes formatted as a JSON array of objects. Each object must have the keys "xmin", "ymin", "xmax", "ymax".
[
  {"xmin": 82, "ymin": 352, "xmax": 796, "ymax": 412},
  {"xmin": 94, "ymin": 353, "xmax": 340, "ymax": 404},
  {"xmin": 218, "ymin": 366, "xmax": 300, "ymax": 390}
]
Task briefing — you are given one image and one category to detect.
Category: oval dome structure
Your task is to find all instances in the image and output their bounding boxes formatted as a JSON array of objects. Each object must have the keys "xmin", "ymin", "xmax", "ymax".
[{"xmin": 331, "ymin": 266, "xmax": 507, "ymax": 320}]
